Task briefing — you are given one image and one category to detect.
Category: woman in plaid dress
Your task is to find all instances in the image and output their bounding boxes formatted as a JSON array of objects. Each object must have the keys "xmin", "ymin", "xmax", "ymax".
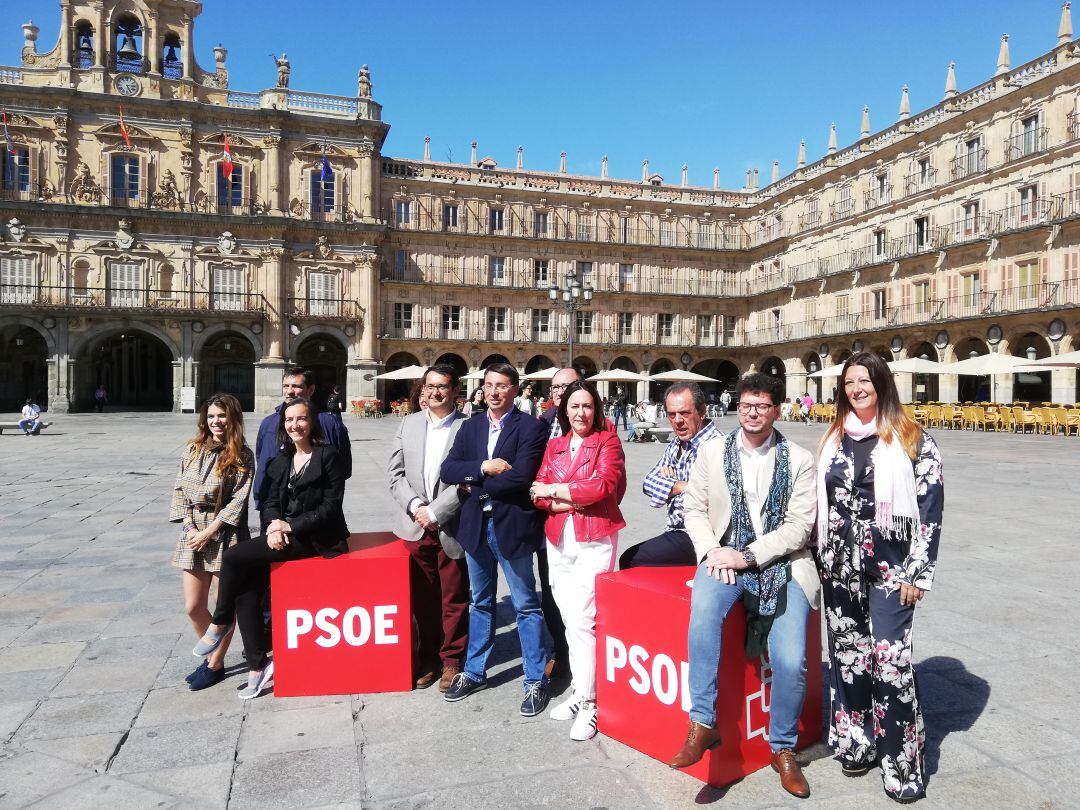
[{"xmin": 170, "ymin": 393, "xmax": 254, "ymax": 690}]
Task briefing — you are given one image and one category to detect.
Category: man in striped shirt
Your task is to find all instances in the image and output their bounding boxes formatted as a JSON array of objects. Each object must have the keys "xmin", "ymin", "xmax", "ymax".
[{"xmin": 619, "ymin": 382, "xmax": 721, "ymax": 569}]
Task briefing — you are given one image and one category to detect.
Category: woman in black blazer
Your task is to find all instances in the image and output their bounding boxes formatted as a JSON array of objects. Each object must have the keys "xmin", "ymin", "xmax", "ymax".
[{"xmin": 193, "ymin": 397, "xmax": 349, "ymax": 699}]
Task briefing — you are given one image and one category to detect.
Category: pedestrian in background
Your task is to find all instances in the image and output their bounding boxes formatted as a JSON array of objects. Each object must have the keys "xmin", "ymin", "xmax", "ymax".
[{"xmin": 169, "ymin": 393, "xmax": 254, "ymax": 691}]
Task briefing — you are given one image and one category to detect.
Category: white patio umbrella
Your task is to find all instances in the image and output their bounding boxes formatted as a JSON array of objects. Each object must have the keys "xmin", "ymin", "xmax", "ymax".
[
  {"xmin": 888, "ymin": 357, "xmax": 944, "ymax": 374},
  {"xmin": 648, "ymin": 369, "xmax": 719, "ymax": 383},
  {"xmin": 588, "ymin": 369, "xmax": 648, "ymax": 383},
  {"xmin": 521, "ymin": 367, "xmax": 560, "ymax": 381},
  {"xmin": 1021, "ymin": 348, "xmax": 1080, "ymax": 368},
  {"xmin": 808, "ymin": 363, "xmax": 846, "ymax": 378},
  {"xmin": 374, "ymin": 364, "xmax": 427, "ymax": 380},
  {"xmin": 937, "ymin": 352, "xmax": 1038, "ymax": 402},
  {"xmin": 461, "ymin": 369, "xmax": 488, "ymax": 381},
  {"xmin": 937, "ymin": 352, "xmax": 1034, "ymax": 376}
]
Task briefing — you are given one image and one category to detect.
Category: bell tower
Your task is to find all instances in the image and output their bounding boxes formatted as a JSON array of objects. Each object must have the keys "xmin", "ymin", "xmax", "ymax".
[{"xmin": 22, "ymin": 1, "xmax": 222, "ymax": 100}]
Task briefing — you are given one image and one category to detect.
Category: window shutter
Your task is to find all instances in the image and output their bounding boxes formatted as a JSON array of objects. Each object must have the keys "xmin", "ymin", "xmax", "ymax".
[
  {"xmin": 947, "ymin": 274, "xmax": 958, "ymax": 299},
  {"xmin": 902, "ymin": 284, "xmax": 911, "ymax": 308}
]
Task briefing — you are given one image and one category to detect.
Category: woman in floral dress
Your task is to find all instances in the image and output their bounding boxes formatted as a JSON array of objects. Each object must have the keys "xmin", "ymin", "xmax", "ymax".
[{"xmin": 816, "ymin": 352, "xmax": 943, "ymax": 803}]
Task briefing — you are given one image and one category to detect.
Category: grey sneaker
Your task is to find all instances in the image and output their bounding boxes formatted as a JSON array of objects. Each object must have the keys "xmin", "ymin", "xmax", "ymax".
[
  {"xmin": 520, "ymin": 681, "xmax": 549, "ymax": 717},
  {"xmin": 192, "ymin": 623, "xmax": 232, "ymax": 657},
  {"xmin": 238, "ymin": 661, "xmax": 274, "ymax": 700}
]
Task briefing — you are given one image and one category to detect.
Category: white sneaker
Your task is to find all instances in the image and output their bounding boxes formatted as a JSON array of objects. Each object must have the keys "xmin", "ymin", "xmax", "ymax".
[
  {"xmin": 549, "ymin": 694, "xmax": 581, "ymax": 721},
  {"xmin": 570, "ymin": 701, "xmax": 598, "ymax": 741}
]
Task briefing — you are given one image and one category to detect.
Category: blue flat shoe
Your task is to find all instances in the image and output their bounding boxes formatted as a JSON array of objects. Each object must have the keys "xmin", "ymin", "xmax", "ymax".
[
  {"xmin": 185, "ymin": 660, "xmax": 208, "ymax": 685},
  {"xmin": 189, "ymin": 663, "xmax": 225, "ymax": 691}
]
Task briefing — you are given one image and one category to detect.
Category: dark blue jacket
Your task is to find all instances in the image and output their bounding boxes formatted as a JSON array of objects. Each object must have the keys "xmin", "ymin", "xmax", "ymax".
[
  {"xmin": 441, "ymin": 408, "xmax": 547, "ymax": 560},
  {"xmin": 254, "ymin": 404, "xmax": 352, "ymax": 509}
]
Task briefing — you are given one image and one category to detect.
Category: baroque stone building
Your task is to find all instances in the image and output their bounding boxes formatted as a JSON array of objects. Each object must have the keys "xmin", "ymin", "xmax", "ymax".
[{"xmin": 1, "ymin": 0, "xmax": 1079, "ymax": 412}]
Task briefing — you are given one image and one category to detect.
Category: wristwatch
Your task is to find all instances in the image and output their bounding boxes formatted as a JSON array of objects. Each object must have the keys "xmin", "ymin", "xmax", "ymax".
[{"xmin": 741, "ymin": 549, "xmax": 758, "ymax": 569}]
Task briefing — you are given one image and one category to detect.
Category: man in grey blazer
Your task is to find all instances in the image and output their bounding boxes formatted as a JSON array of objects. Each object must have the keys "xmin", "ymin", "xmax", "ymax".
[
  {"xmin": 669, "ymin": 372, "xmax": 819, "ymax": 800},
  {"xmin": 387, "ymin": 364, "xmax": 470, "ymax": 691}
]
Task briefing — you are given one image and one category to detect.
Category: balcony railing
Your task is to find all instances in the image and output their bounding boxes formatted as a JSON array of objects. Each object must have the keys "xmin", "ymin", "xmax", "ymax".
[
  {"xmin": 744, "ymin": 281, "xmax": 1077, "ymax": 347},
  {"xmin": 0, "ymin": 285, "xmax": 267, "ymax": 315},
  {"xmin": 830, "ymin": 198, "xmax": 855, "ymax": 221},
  {"xmin": 1004, "ymin": 127, "xmax": 1049, "ymax": 162},
  {"xmin": 289, "ymin": 297, "xmax": 363, "ymax": 320},
  {"xmin": 1069, "ymin": 113, "xmax": 1079, "ymax": 142},
  {"xmin": 864, "ymin": 184, "xmax": 893, "ymax": 211},
  {"xmin": 993, "ymin": 199, "xmax": 1054, "ymax": 231},
  {"xmin": 904, "ymin": 168, "xmax": 936, "ymax": 195},
  {"xmin": 393, "ymin": 214, "xmax": 749, "ymax": 251},
  {"xmin": 951, "ymin": 150, "xmax": 988, "ymax": 181}
]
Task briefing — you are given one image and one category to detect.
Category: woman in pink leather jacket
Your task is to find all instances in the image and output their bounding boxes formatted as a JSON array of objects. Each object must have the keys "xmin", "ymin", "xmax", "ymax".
[{"xmin": 531, "ymin": 380, "xmax": 626, "ymax": 741}]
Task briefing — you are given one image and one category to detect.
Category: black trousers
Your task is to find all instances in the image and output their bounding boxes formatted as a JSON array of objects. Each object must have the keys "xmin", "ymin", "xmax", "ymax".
[
  {"xmin": 535, "ymin": 545, "xmax": 569, "ymax": 663},
  {"xmin": 618, "ymin": 529, "xmax": 696, "ymax": 570},
  {"xmin": 212, "ymin": 537, "xmax": 319, "ymax": 670}
]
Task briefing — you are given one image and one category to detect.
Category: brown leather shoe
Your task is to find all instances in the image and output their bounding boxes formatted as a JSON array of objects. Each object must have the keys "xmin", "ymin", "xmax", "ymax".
[
  {"xmin": 414, "ymin": 667, "xmax": 439, "ymax": 690},
  {"xmin": 438, "ymin": 665, "xmax": 462, "ymax": 692},
  {"xmin": 668, "ymin": 721, "xmax": 722, "ymax": 769},
  {"xmin": 771, "ymin": 749, "xmax": 810, "ymax": 798}
]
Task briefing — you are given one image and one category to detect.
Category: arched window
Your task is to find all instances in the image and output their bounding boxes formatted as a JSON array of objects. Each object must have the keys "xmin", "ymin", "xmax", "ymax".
[
  {"xmin": 75, "ymin": 21, "xmax": 95, "ymax": 68},
  {"xmin": 162, "ymin": 33, "xmax": 183, "ymax": 79},
  {"xmin": 113, "ymin": 14, "xmax": 144, "ymax": 74}
]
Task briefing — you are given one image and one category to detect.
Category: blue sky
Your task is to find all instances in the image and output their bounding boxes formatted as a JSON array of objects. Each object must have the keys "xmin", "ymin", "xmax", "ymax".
[{"xmin": 5, "ymin": 1, "xmax": 1069, "ymax": 188}]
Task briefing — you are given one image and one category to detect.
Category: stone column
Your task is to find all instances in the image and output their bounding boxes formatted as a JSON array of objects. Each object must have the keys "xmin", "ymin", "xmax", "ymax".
[
  {"xmin": 895, "ymin": 372, "xmax": 913, "ymax": 403},
  {"xmin": 1051, "ymin": 368, "xmax": 1074, "ymax": 404},
  {"xmin": 146, "ymin": 23, "xmax": 159, "ymax": 74},
  {"xmin": 786, "ymin": 371, "xmax": 807, "ymax": 402},
  {"xmin": 357, "ymin": 252, "xmax": 379, "ymax": 363},
  {"xmin": 181, "ymin": 17, "xmax": 194, "ymax": 80},
  {"xmin": 264, "ymin": 135, "xmax": 282, "ymax": 214},
  {"xmin": 255, "ymin": 247, "xmax": 287, "ymax": 413},
  {"xmin": 992, "ymin": 373, "xmax": 1013, "ymax": 404},
  {"xmin": 95, "ymin": 6, "xmax": 107, "ymax": 67},
  {"xmin": 939, "ymin": 374, "xmax": 958, "ymax": 403},
  {"xmin": 60, "ymin": 3, "xmax": 72, "ymax": 65},
  {"xmin": 358, "ymin": 143, "xmax": 376, "ymax": 221}
]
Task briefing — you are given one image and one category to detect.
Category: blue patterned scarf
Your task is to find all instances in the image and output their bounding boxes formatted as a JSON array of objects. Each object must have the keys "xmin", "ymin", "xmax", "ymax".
[{"xmin": 723, "ymin": 429, "xmax": 793, "ymax": 654}]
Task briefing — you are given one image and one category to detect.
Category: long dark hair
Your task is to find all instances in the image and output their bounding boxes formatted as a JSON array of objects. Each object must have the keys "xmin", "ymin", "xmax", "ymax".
[
  {"xmin": 822, "ymin": 351, "xmax": 921, "ymax": 457},
  {"xmin": 276, "ymin": 397, "xmax": 326, "ymax": 451},
  {"xmin": 190, "ymin": 392, "xmax": 249, "ymax": 478},
  {"xmin": 556, "ymin": 380, "xmax": 607, "ymax": 435}
]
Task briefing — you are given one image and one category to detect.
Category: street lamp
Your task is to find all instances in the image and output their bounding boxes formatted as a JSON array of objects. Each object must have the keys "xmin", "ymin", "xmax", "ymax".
[{"xmin": 549, "ymin": 268, "xmax": 593, "ymax": 366}]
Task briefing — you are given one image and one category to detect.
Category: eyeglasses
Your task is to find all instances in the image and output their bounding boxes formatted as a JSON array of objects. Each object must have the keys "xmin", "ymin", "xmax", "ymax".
[
  {"xmin": 550, "ymin": 383, "xmax": 570, "ymax": 392},
  {"xmin": 483, "ymin": 382, "xmax": 513, "ymax": 392},
  {"xmin": 422, "ymin": 383, "xmax": 453, "ymax": 393},
  {"xmin": 737, "ymin": 402, "xmax": 776, "ymax": 414}
]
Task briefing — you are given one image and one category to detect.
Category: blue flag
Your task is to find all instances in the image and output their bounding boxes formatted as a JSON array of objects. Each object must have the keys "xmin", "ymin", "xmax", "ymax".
[{"xmin": 320, "ymin": 146, "xmax": 333, "ymax": 182}]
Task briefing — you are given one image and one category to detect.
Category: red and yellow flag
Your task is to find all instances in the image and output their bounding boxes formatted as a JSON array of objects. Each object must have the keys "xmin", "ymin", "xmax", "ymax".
[{"xmin": 118, "ymin": 105, "xmax": 132, "ymax": 149}]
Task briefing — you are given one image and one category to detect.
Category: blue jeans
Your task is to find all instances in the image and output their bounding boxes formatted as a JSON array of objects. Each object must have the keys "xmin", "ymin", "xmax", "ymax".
[
  {"xmin": 18, "ymin": 418, "xmax": 40, "ymax": 434},
  {"xmin": 462, "ymin": 517, "xmax": 549, "ymax": 688},
  {"xmin": 688, "ymin": 569, "xmax": 810, "ymax": 751}
]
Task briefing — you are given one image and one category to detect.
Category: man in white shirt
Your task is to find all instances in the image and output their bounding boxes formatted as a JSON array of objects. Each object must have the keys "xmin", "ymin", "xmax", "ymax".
[
  {"xmin": 670, "ymin": 373, "xmax": 819, "ymax": 800},
  {"xmin": 387, "ymin": 365, "xmax": 470, "ymax": 691},
  {"xmin": 18, "ymin": 399, "xmax": 41, "ymax": 436}
]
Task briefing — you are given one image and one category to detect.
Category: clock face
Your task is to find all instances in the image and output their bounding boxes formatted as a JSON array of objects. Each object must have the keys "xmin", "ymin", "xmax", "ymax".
[{"xmin": 115, "ymin": 75, "xmax": 140, "ymax": 97}]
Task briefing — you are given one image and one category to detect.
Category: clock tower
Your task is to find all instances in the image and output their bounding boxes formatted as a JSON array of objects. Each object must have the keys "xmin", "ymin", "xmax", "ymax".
[{"xmin": 19, "ymin": 0, "xmax": 227, "ymax": 101}]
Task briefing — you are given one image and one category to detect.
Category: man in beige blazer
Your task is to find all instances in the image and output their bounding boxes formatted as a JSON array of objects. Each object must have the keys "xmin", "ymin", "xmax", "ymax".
[
  {"xmin": 388, "ymin": 364, "xmax": 470, "ymax": 691},
  {"xmin": 669, "ymin": 373, "xmax": 819, "ymax": 800}
]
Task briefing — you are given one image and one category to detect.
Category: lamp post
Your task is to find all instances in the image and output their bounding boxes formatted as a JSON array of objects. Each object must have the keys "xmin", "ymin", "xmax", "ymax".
[{"xmin": 549, "ymin": 268, "xmax": 593, "ymax": 367}]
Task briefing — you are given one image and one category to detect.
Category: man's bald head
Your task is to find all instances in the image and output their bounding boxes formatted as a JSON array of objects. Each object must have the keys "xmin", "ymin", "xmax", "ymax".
[{"xmin": 549, "ymin": 367, "xmax": 581, "ymax": 408}]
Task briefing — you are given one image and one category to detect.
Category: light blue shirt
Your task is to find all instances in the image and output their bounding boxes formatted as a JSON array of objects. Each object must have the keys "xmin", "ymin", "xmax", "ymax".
[{"xmin": 483, "ymin": 408, "xmax": 515, "ymax": 511}]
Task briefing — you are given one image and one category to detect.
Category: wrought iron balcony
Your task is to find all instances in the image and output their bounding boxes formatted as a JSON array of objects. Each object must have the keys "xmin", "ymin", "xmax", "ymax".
[
  {"xmin": 0, "ymin": 284, "xmax": 267, "ymax": 315},
  {"xmin": 904, "ymin": 168, "xmax": 937, "ymax": 195},
  {"xmin": 289, "ymin": 297, "xmax": 363, "ymax": 320},
  {"xmin": 1004, "ymin": 127, "xmax": 1049, "ymax": 162},
  {"xmin": 951, "ymin": 150, "xmax": 988, "ymax": 181},
  {"xmin": 863, "ymin": 184, "xmax": 893, "ymax": 211}
]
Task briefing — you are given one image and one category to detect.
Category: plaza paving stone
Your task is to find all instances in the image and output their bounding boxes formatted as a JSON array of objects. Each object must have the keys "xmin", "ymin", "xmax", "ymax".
[{"xmin": 0, "ymin": 411, "xmax": 1077, "ymax": 808}]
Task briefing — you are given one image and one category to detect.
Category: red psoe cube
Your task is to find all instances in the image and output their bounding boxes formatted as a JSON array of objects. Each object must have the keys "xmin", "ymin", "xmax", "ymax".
[
  {"xmin": 270, "ymin": 532, "xmax": 414, "ymax": 697},
  {"xmin": 596, "ymin": 567, "xmax": 822, "ymax": 787}
]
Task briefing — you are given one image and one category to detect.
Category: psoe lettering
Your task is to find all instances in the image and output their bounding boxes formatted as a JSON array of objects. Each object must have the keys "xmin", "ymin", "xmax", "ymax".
[
  {"xmin": 604, "ymin": 634, "xmax": 691, "ymax": 712},
  {"xmin": 286, "ymin": 606, "xmax": 400, "ymax": 649}
]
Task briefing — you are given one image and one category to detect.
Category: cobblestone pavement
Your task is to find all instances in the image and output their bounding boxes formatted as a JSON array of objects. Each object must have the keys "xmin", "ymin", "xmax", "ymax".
[{"xmin": 0, "ymin": 411, "xmax": 1077, "ymax": 808}]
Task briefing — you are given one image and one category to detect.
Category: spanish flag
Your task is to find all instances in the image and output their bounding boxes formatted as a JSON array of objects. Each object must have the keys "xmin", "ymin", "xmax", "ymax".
[
  {"xmin": 118, "ymin": 105, "xmax": 132, "ymax": 150},
  {"xmin": 222, "ymin": 133, "xmax": 234, "ymax": 180}
]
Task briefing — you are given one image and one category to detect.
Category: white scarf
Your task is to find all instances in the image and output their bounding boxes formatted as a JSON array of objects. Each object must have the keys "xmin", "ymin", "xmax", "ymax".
[{"xmin": 816, "ymin": 412, "xmax": 920, "ymax": 550}]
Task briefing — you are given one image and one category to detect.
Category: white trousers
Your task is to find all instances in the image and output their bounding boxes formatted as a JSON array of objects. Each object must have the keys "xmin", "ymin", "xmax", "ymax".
[{"xmin": 547, "ymin": 534, "xmax": 617, "ymax": 702}]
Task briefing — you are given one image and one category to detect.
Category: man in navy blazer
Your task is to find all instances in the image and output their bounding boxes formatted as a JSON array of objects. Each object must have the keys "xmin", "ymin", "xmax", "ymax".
[{"xmin": 440, "ymin": 363, "xmax": 551, "ymax": 717}]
